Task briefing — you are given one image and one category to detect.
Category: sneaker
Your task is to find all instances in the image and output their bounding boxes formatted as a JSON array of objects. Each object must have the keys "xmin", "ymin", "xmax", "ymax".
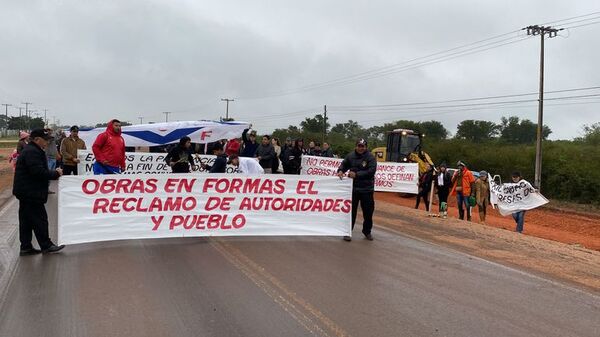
[
  {"xmin": 343, "ymin": 236, "xmax": 352, "ymax": 242},
  {"xmin": 364, "ymin": 233, "xmax": 374, "ymax": 241},
  {"xmin": 19, "ymin": 248, "xmax": 42, "ymax": 256},
  {"xmin": 42, "ymin": 244, "xmax": 65, "ymax": 254}
]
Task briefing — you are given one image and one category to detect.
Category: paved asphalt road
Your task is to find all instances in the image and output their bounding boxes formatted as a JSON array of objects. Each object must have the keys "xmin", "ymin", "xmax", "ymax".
[{"xmin": 0, "ymin": 186, "xmax": 599, "ymax": 337}]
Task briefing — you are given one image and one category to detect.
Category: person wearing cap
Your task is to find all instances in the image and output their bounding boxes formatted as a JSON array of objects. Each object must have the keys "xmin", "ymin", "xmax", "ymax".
[
  {"xmin": 44, "ymin": 129, "xmax": 61, "ymax": 172},
  {"xmin": 60, "ymin": 125, "xmax": 87, "ymax": 175},
  {"xmin": 434, "ymin": 163, "xmax": 452, "ymax": 218},
  {"xmin": 202, "ymin": 142, "xmax": 228, "ymax": 173},
  {"xmin": 450, "ymin": 160, "xmax": 476, "ymax": 221},
  {"xmin": 92, "ymin": 119, "xmax": 126, "ymax": 174},
  {"xmin": 13, "ymin": 128, "xmax": 65, "ymax": 255},
  {"xmin": 511, "ymin": 171, "xmax": 527, "ymax": 233},
  {"xmin": 473, "ymin": 170, "xmax": 491, "ymax": 224},
  {"xmin": 241, "ymin": 128, "xmax": 259, "ymax": 157},
  {"xmin": 337, "ymin": 138, "xmax": 377, "ymax": 241}
]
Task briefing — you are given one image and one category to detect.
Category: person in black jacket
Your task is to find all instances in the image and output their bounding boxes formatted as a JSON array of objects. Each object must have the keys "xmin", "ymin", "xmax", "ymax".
[
  {"xmin": 202, "ymin": 143, "xmax": 227, "ymax": 173},
  {"xmin": 286, "ymin": 139, "xmax": 304, "ymax": 174},
  {"xmin": 337, "ymin": 138, "xmax": 377, "ymax": 241},
  {"xmin": 13, "ymin": 129, "xmax": 65, "ymax": 255},
  {"xmin": 434, "ymin": 163, "xmax": 452, "ymax": 218},
  {"xmin": 415, "ymin": 164, "xmax": 434, "ymax": 211},
  {"xmin": 165, "ymin": 136, "xmax": 196, "ymax": 173}
]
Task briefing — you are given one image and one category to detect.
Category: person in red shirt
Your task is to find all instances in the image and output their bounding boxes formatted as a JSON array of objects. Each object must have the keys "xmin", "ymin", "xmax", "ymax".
[
  {"xmin": 226, "ymin": 138, "xmax": 241, "ymax": 157},
  {"xmin": 92, "ymin": 119, "xmax": 126, "ymax": 174}
]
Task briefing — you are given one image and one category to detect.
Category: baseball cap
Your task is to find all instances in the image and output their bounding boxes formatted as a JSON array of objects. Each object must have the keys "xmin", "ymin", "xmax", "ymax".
[
  {"xmin": 70, "ymin": 125, "xmax": 79, "ymax": 132},
  {"xmin": 29, "ymin": 128, "xmax": 52, "ymax": 140},
  {"xmin": 356, "ymin": 138, "xmax": 367, "ymax": 146}
]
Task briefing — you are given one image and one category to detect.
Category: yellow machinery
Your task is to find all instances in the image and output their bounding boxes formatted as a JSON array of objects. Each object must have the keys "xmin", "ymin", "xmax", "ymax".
[{"xmin": 372, "ymin": 129, "xmax": 434, "ymax": 174}]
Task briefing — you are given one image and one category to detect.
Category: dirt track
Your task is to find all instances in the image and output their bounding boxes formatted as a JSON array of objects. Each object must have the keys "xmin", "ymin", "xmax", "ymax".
[{"xmin": 376, "ymin": 191, "xmax": 600, "ymax": 251}]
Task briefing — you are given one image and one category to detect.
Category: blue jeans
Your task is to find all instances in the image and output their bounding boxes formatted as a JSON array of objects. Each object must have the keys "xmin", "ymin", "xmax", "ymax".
[
  {"xmin": 512, "ymin": 211, "xmax": 526, "ymax": 232},
  {"xmin": 47, "ymin": 158, "xmax": 57, "ymax": 171},
  {"xmin": 93, "ymin": 162, "xmax": 121, "ymax": 175},
  {"xmin": 456, "ymin": 192, "xmax": 471, "ymax": 220}
]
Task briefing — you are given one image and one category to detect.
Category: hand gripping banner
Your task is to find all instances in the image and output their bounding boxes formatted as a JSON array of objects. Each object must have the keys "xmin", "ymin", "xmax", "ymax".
[{"xmin": 58, "ymin": 175, "xmax": 353, "ymax": 245}]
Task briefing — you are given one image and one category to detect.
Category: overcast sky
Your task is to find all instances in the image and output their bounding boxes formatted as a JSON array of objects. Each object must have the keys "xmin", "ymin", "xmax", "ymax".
[{"xmin": 1, "ymin": 0, "xmax": 599, "ymax": 139}]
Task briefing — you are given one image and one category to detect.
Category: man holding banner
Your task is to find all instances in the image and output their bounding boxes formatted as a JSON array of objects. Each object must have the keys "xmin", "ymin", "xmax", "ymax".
[
  {"xmin": 337, "ymin": 138, "xmax": 377, "ymax": 241},
  {"xmin": 92, "ymin": 119, "xmax": 126, "ymax": 174}
]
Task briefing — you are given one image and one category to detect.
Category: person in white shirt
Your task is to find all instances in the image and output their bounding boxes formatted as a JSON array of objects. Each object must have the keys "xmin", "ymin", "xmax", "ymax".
[{"xmin": 228, "ymin": 154, "xmax": 264, "ymax": 174}]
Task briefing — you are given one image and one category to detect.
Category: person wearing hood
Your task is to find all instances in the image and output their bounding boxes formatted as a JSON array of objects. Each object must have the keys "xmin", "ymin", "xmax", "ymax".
[
  {"xmin": 92, "ymin": 119, "xmax": 126, "ymax": 174},
  {"xmin": 337, "ymin": 138, "xmax": 377, "ymax": 241},
  {"xmin": 473, "ymin": 170, "xmax": 491, "ymax": 224},
  {"xmin": 255, "ymin": 135, "xmax": 276, "ymax": 173},
  {"xmin": 450, "ymin": 160, "xmax": 476, "ymax": 221},
  {"xmin": 434, "ymin": 163, "xmax": 452, "ymax": 218},
  {"xmin": 60, "ymin": 125, "xmax": 87, "ymax": 175},
  {"xmin": 16, "ymin": 131, "xmax": 30, "ymax": 154},
  {"xmin": 165, "ymin": 136, "xmax": 196, "ymax": 173}
]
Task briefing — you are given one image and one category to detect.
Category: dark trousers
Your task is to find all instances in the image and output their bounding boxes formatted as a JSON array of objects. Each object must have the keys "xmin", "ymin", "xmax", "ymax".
[
  {"xmin": 438, "ymin": 187, "xmax": 449, "ymax": 211},
  {"xmin": 63, "ymin": 164, "xmax": 78, "ymax": 175},
  {"xmin": 19, "ymin": 201, "xmax": 52, "ymax": 250},
  {"xmin": 415, "ymin": 187, "xmax": 430, "ymax": 211},
  {"xmin": 351, "ymin": 191, "xmax": 374, "ymax": 235}
]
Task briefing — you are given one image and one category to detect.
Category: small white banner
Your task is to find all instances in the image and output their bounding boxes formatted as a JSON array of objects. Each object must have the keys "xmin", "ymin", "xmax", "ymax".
[
  {"xmin": 58, "ymin": 175, "xmax": 353, "ymax": 245},
  {"xmin": 77, "ymin": 150, "xmax": 264, "ymax": 175},
  {"xmin": 301, "ymin": 155, "xmax": 418, "ymax": 194},
  {"xmin": 489, "ymin": 179, "xmax": 549, "ymax": 216}
]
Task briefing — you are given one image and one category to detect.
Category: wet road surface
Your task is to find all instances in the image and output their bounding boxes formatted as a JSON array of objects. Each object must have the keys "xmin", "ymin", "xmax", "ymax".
[{"xmin": 0, "ymin": 189, "xmax": 599, "ymax": 337}]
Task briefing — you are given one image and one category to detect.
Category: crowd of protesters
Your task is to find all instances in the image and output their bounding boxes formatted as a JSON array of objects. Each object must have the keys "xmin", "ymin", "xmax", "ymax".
[{"xmin": 10, "ymin": 121, "xmax": 533, "ymax": 255}]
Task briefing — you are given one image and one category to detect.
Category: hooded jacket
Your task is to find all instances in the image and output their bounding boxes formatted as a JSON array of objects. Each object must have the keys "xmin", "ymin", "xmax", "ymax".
[
  {"xmin": 92, "ymin": 120, "xmax": 126, "ymax": 169},
  {"xmin": 255, "ymin": 143, "xmax": 275, "ymax": 169}
]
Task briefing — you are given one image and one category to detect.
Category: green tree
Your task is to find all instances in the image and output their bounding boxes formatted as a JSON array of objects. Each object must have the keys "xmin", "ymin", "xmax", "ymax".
[
  {"xmin": 499, "ymin": 116, "xmax": 551, "ymax": 144},
  {"xmin": 579, "ymin": 122, "xmax": 600, "ymax": 145},
  {"xmin": 455, "ymin": 120, "xmax": 500, "ymax": 142},
  {"xmin": 330, "ymin": 120, "xmax": 366, "ymax": 139},
  {"xmin": 300, "ymin": 114, "xmax": 329, "ymax": 133}
]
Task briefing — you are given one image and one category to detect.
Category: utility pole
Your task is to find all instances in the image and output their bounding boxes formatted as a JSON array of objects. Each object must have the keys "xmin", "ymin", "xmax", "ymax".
[
  {"xmin": 220, "ymin": 98, "xmax": 234, "ymax": 120},
  {"xmin": 138, "ymin": 116, "xmax": 144, "ymax": 124},
  {"xmin": 523, "ymin": 25, "xmax": 561, "ymax": 191},
  {"xmin": 22, "ymin": 102, "xmax": 32, "ymax": 130},
  {"xmin": 2, "ymin": 103, "xmax": 11, "ymax": 137},
  {"xmin": 16, "ymin": 107, "xmax": 23, "ymax": 131},
  {"xmin": 162, "ymin": 111, "xmax": 172, "ymax": 122},
  {"xmin": 43, "ymin": 109, "xmax": 48, "ymax": 126},
  {"xmin": 323, "ymin": 105, "xmax": 327, "ymax": 144}
]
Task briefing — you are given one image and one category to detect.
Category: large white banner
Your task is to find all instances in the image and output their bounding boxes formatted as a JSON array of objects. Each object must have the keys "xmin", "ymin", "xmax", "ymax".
[
  {"xmin": 301, "ymin": 155, "xmax": 418, "ymax": 194},
  {"xmin": 77, "ymin": 150, "xmax": 264, "ymax": 175},
  {"xmin": 489, "ymin": 179, "xmax": 549, "ymax": 216},
  {"xmin": 58, "ymin": 175, "xmax": 353, "ymax": 245},
  {"xmin": 77, "ymin": 120, "xmax": 250, "ymax": 147}
]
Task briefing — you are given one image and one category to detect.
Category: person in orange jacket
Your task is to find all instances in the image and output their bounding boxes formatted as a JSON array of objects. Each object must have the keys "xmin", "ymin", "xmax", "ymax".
[{"xmin": 450, "ymin": 161, "xmax": 476, "ymax": 221}]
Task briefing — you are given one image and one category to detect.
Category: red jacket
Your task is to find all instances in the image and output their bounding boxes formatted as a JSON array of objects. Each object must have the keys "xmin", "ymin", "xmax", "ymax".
[
  {"xmin": 226, "ymin": 139, "xmax": 241, "ymax": 157},
  {"xmin": 92, "ymin": 119, "xmax": 126, "ymax": 169}
]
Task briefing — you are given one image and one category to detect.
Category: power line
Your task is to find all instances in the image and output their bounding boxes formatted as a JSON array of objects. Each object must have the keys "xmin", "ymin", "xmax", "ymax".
[
  {"xmin": 542, "ymin": 11, "xmax": 600, "ymax": 25},
  {"xmin": 238, "ymin": 34, "xmax": 529, "ymax": 100},
  {"xmin": 329, "ymin": 85, "xmax": 600, "ymax": 110}
]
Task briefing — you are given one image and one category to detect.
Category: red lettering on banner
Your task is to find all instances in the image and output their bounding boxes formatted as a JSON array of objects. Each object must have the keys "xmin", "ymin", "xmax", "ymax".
[
  {"xmin": 200, "ymin": 130, "xmax": 212, "ymax": 140},
  {"xmin": 165, "ymin": 178, "xmax": 196, "ymax": 193},
  {"xmin": 82, "ymin": 178, "xmax": 158, "ymax": 194},
  {"xmin": 169, "ymin": 214, "xmax": 246, "ymax": 230},
  {"xmin": 203, "ymin": 178, "xmax": 286, "ymax": 194},
  {"xmin": 93, "ymin": 198, "xmax": 109, "ymax": 213},
  {"xmin": 205, "ymin": 197, "xmax": 235, "ymax": 211},
  {"xmin": 151, "ymin": 216, "xmax": 164, "ymax": 230},
  {"xmin": 296, "ymin": 181, "xmax": 318, "ymax": 195}
]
